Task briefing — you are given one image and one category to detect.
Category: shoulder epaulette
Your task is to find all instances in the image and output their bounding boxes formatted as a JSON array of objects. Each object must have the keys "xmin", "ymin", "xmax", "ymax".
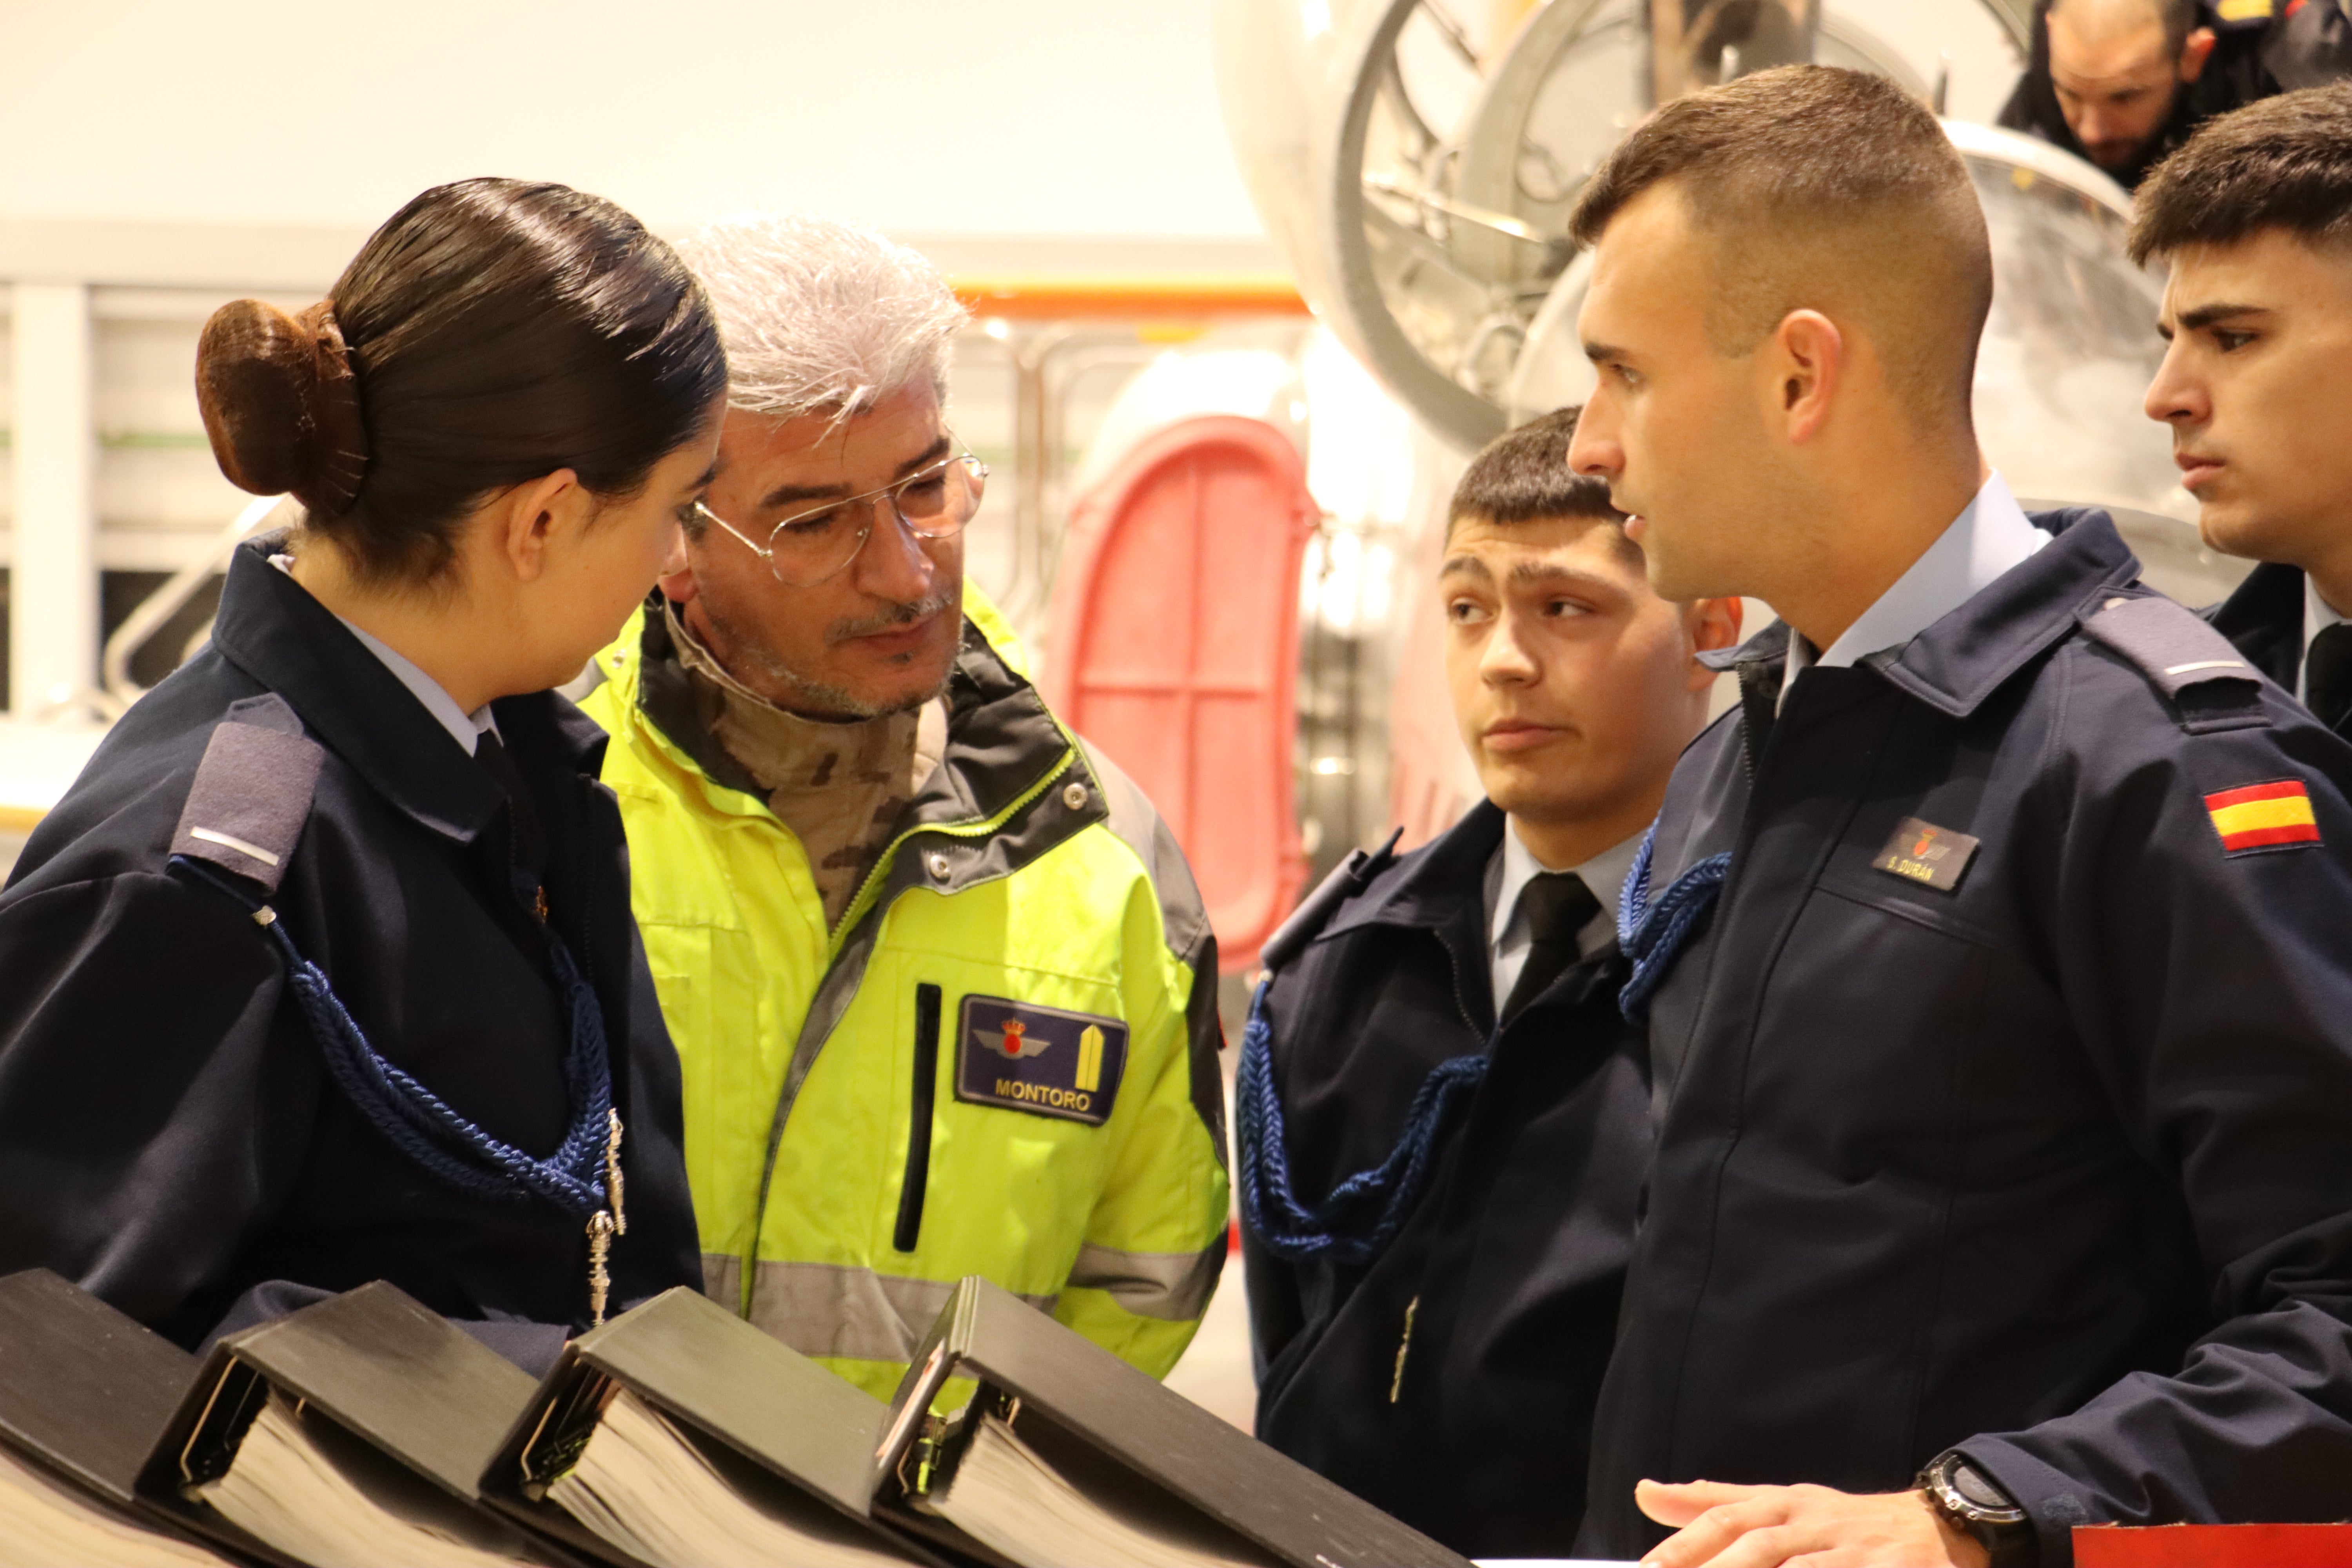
[
  {"xmin": 1257, "ymin": 827, "xmax": 1404, "ymax": 974},
  {"xmin": 168, "ymin": 695, "xmax": 325, "ymax": 895},
  {"xmin": 2080, "ymin": 592, "xmax": 2265, "ymax": 729}
]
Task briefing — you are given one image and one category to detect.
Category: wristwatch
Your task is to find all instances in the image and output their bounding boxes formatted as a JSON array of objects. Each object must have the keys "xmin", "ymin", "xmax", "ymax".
[{"xmin": 1916, "ymin": 1450, "xmax": 2038, "ymax": 1567}]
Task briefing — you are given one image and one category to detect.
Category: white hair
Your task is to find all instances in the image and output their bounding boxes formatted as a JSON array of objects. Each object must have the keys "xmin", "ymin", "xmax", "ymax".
[{"xmin": 673, "ymin": 211, "xmax": 967, "ymax": 421}]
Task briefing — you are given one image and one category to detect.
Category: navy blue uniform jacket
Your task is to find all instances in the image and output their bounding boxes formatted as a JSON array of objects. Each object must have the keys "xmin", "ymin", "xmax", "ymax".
[
  {"xmin": 0, "ymin": 541, "xmax": 700, "ymax": 1348},
  {"xmin": 1579, "ymin": 512, "xmax": 2352, "ymax": 1564},
  {"xmin": 1243, "ymin": 801, "xmax": 1650, "ymax": 1556}
]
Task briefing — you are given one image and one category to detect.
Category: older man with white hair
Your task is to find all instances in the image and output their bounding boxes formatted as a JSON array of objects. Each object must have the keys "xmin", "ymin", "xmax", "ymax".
[{"xmin": 580, "ymin": 212, "xmax": 1230, "ymax": 1397}]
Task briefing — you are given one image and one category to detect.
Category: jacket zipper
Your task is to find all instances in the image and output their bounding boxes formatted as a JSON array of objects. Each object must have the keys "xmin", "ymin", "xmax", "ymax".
[{"xmin": 893, "ymin": 984, "xmax": 943, "ymax": 1253}]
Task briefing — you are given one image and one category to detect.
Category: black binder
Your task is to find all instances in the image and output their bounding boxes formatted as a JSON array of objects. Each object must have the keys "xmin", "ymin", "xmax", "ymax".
[
  {"xmin": 483, "ymin": 1285, "xmax": 940, "ymax": 1564},
  {"xmin": 873, "ymin": 1276, "xmax": 1475, "ymax": 1568},
  {"xmin": 136, "ymin": 1279, "xmax": 585, "ymax": 1566},
  {"xmin": 0, "ymin": 1268, "xmax": 257, "ymax": 1562}
]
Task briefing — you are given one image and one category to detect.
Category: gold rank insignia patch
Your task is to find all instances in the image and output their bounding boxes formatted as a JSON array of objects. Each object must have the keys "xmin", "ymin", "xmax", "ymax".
[
  {"xmin": 956, "ymin": 995, "xmax": 1129, "ymax": 1126},
  {"xmin": 2206, "ymin": 779, "xmax": 2320, "ymax": 855},
  {"xmin": 1872, "ymin": 817, "xmax": 1981, "ymax": 893}
]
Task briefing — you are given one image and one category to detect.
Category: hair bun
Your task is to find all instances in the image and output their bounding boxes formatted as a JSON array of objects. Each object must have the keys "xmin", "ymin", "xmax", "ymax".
[{"xmin": 195, "ymin": 298, "xmax": 370, "ymax": 517}]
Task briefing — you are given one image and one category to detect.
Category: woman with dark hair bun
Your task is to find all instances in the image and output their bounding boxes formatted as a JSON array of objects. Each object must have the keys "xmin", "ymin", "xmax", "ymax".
[{"xmin": 0, "ymin": 178, "xmax": 725, "ymax": 1361}]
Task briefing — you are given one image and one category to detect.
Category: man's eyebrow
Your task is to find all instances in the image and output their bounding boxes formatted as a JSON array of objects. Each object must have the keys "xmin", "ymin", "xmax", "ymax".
[
  {"xmin": 1506, "ymin": 557, "xmax": 1623, "ymax": 596},
  {"xmin": 1583, "ymin": 339, "xmax": 1628, "ymax": 365},
  {"xmin": 755, "ymin": 435, "xmax": 957, "ymax": 511},
  {"xmin": 896, "ymin": 434, "xmax": 953, "ymax": 481},
  {"xmin": 2176, "ymin": 302, "xmax": 2272, "ymax": 334},
  {"xmin": 759, "ymin": 478, "xmax": 849, "ymax": 510},
  {"xmin": 1439, "ymin": 554, "xmax": 1494, "ymax": 582}
]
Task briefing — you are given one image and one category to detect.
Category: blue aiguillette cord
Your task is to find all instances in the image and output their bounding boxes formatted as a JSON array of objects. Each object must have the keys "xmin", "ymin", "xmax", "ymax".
[
  {"xmin": 171, "ymin": 854, "xmax": 614, "ymax": 1217},
  {"xmin": 1236, "ymin": 977, "xmax": 1488, "ymax": 1268},
  {"xmin": 1239, "ymin": 824, "xmax": 1738, "ymax": 1265},
  {"xmin": 1615, "ymin": 825, "xmax": 1733, "ymax": 1024}
]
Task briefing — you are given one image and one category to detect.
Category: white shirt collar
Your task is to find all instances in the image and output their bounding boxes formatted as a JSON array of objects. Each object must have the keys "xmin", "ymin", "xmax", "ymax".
[
  {"xmin": 2303, "ymin": 574, "xmax": 2348, "ymax": 702},
  {"xmin": 272, "ymin": 552, "xmax": 499, "ymax": 756},
  {"xmin": 1783, "ymin": 472, "xmax": 2048, "ymax": 705}
]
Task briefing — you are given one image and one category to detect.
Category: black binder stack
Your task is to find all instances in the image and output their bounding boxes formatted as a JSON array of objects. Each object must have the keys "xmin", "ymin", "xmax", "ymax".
[{"xmin": 0, "ymin": 1268, "xmax": 1491, "ymax": 1568}]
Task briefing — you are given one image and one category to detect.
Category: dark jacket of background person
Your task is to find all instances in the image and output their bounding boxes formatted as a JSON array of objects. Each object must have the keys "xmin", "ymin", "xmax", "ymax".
[
  {"xmin": 2205, "ymin": 562, "xmax": 2352, "ymax": 737},
  {"xmin": 1577, "ymin": 510, "xmax": 2352, "ymax": 1565},
  {"xmin": 1999, "ymin": 0, "xmax": 2352, "ymax": 189},
  {"xmin": 1242, "ymin": 800, "xmax": 1650, "ymax": 1557},
  {"xmin": 0, "ymin": 540, "xmax": 701, "ymax": 1349}
]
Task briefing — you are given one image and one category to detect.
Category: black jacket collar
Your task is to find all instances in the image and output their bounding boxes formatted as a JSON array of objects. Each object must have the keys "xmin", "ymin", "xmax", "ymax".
[
  {"xmin": 208, "ymin": 538, "xmax": 565, "ymax": 845},
  {"xmin": 1324, "ymin": 800, "xmax": 1506, "ymax": 944},
  {"xmin": 1695, "ymin": 513, "xmax": 2138, "ymax": 721},
  {"xmin": 2207, "ymin": 561, "xmax": 2306, "ymax": 690},
  {"xmin": 1877, "ymin": 508, "xmax": 2140, "ymax": 720}
]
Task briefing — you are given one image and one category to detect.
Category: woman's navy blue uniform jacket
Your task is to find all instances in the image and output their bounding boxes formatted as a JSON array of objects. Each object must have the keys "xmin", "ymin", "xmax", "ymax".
[
  {"xmin": 0, "ymin": 541, "xmax": 699, "ymax": 1349},
  {"xmin": 1581, "ymin": 512, "xmax": 2352, "ymax": 1565},
  {"xmin": 1241, "ymin": 800, "xmax": 1650, "ymax": 1557}
]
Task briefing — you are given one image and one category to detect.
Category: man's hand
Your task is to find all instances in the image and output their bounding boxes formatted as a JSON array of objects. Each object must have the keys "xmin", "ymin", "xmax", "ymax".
[{"xmin": 1634, "ymin": 1478, "xmax": 1991, "ymax": 1568}]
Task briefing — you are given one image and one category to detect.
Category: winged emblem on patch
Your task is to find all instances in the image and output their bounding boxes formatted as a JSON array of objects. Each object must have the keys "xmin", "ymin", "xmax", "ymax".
[{"xmin": 977, "ymin": 1018, "xmax": 1052, "ymax": 1059}]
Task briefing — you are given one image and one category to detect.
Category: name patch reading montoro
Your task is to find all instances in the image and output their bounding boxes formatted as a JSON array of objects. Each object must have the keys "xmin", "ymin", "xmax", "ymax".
[
  {"xmin": 1871, "ymin": 817, "xmax": 1981, "ymax": 894},
  {"xmin": 955, "ymin": 995, "xmax": 1129, "ymax": 1127}
]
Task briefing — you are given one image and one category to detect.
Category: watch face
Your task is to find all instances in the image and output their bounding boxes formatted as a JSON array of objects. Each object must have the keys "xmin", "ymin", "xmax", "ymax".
[
  {"xmin": 1952, "ymin": 1463, "xmax": 2014, "ymax": 1511},
  {"xmin": 1943, "ymin": 1457, "xmax": 2030, "ymax": 1526}
]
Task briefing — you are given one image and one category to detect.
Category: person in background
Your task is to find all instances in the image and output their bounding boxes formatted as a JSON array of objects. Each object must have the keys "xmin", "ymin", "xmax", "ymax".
[
  {"xmin": 1999, "ymin": 0, "xmax": 2351, "ymax": 190},
  {"xmin": 2140, "ymin": 84, "xmax": 2352, "ymax": 739},
  {"xmin": 0, "ymin": 179, "xmax": 724, "ymax": 1362},
  {"xmin": 1237, "ymin": 407, "xmax": 1740, "ymax": 1557},
  {"xmin": 578, "ymin": 211, "xmax": 1229, "ymax": 1400},
  {"xmin": 1566, "ymin": 65, "xmax": 2352, "ymax": 1566}
]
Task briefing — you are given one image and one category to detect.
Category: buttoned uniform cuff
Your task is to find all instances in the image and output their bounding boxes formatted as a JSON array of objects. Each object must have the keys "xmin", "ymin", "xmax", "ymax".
[{"xmin": 1954, "ymin": 1439, "xmax": 2095, "ymax": 1568}]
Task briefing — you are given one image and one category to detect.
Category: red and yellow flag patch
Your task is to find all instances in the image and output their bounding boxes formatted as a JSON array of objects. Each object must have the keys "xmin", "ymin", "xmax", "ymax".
[{"xmin": 2205, "ymin": 780, "xmax": 2321, "ymax": 855}]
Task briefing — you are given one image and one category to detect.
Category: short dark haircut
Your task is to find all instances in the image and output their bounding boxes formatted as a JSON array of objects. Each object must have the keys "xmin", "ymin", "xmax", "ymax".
[
  {"xmin": 199, "ymin": 178, "xmax": 726, "ymax": 586},
  {"xmin": 1447, "ymin": 407, "xmax": 1628, "ymax": 543},
  {"xmin": 1567, "ymin": 65, "xmax": 1992, "ymax": 420},
  {"xmin": 2048, "ymin": 0, "xmax": 2201, "ymax": 60},
  {"xmin": 2132, "ymin": 83, "xmax": 2352, "ymax": 263}
]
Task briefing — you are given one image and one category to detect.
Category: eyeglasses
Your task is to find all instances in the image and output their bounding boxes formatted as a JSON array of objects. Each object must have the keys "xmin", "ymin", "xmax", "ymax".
[{"xmin": 692, "ymin": 440, "xmax": 987, "ymax": 586}]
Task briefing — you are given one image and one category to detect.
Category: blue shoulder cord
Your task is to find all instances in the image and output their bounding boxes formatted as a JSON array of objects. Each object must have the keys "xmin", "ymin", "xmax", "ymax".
[
  {"xmin": 1235, "ymin": 977, "xmax": 1489, "ymax": 1268},
  {"xmin": 170, "ymin": 854, "xmax": 613, "ymax": 1218},
  {"xmin": 1614, "ymin": 826, "xmax": 1734, "ymax": 1024},
  {"xmin": 1239, "ymin": 824, "xmax": 1740, "ymax": 1265}
]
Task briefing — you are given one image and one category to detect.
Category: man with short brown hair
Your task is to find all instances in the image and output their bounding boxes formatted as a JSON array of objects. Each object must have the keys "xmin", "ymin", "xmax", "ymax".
[
  {"xmin": 2137, "ymin": 82, "xmax": 2352, "ymax": 737},
  {"xmin": 1569, "ymin": 64, "xmax": 2352, "ymax": 1568},
  {"xmin": 1239, "ymin": 407, "xmax": 1738, "ymax": 1555}
]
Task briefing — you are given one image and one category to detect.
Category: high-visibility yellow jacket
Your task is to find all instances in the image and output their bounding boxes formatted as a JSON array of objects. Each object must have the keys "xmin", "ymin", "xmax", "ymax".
[{"xmin": 581, "ymin": 593, "xmax": 1229, "ymax": 1399}]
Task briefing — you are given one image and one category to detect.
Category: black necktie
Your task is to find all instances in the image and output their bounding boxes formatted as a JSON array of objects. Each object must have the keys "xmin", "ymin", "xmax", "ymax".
[
  {"xmin": 475, "ymin": 731, "xmax": 547, "ymax": 875},
  {"xmin": 1503, "ymin": 871, "xmax": 1601, "ymax": 1022},
  {"xmin": 2307, "ymin": 622, "xmax": 2352, "ymax": 734}
]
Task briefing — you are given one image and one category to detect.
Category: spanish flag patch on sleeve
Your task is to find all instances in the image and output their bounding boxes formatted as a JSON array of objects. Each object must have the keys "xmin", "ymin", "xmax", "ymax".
[{"xmin": 2206, "ymin": 780, "xmax": 2322, "ymax": 855}]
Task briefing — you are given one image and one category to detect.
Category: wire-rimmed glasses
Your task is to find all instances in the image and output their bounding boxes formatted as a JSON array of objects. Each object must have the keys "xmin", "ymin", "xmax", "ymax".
[{"xmin": 692, "ymin": 439, "xmax": 987, "ymax": 587}]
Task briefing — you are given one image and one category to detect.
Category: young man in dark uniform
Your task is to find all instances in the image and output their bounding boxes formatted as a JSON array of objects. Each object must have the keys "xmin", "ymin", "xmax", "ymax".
[
  {"xmin": 2000, "ymin": 0, "xmax": 2350, "ymax": 190},
  {"xmin": 2140, "ymin": 85, "xmax": 2352, "ymax": 740},
  {"xmin": 1237, "ymin": 408, "xmax": 1740, "ymax": 1557},
  {"xmin": 1566, "ymin": 66, "xmax": 2352, "ymax": 1568}
]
